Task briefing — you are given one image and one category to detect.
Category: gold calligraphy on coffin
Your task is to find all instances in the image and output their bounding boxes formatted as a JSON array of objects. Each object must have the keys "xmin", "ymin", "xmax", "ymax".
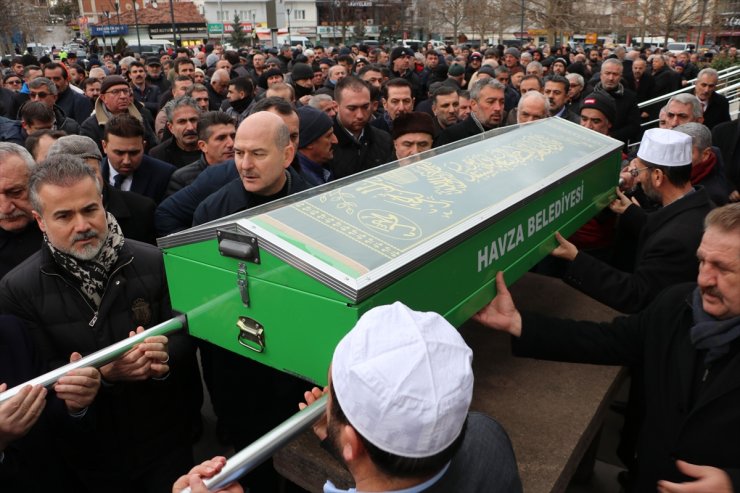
[{"xmin": 268, "ymin": 132, "xmax": 569, "ymax": 262}]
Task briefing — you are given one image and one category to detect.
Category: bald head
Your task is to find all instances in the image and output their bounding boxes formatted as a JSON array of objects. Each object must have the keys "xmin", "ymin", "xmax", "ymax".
[{"xmin": 234, "ymin": 111, "xmax": 294, "ymax": 196}]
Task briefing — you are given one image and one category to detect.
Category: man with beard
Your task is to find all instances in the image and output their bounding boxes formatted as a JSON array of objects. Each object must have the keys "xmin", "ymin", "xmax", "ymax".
[
  {"xmin": 0, "ymin": 155, "xmax": 200, "ymax": 493},
  {"xmin": 176, "ymin": 303, "xmax": 523, "ymax": 493},
  {"xmin": 435, "ymin": 78, "xmax": 506, "ymax": 147},
  {"xmin": 150, "ymin": 97, "xmax": 203, "ymax": 168},
  {"xmin": 554, "ymin": 128, "xmax": 714, "ymax": 313},
  {"xmin": 543, "ymin": 75, "xmax": 579, "ymax": 123},
  {"xmin": 0, "ymin": 143, "xmax": 42, "ymax": 278}
]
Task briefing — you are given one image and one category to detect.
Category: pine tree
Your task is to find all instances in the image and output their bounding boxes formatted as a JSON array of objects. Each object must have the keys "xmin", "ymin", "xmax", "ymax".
[{"xmin": 230, "ymin": 13, "xmax": 249, "ymax": 48}]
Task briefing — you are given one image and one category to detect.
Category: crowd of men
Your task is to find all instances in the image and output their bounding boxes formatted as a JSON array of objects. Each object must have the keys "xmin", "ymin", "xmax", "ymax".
[{"xmin": 0, "ymin": 38, "xmax": 740, "ymax": 493}]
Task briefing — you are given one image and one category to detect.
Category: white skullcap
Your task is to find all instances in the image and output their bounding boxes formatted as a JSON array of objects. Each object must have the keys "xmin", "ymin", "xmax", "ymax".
[
  {"xmin": 637, "ymin": 128, "xmax": 692, "ymax": 167},
  {"xmin": 331, "ymin": 302, "xmax": 473, "ymax": 458}
]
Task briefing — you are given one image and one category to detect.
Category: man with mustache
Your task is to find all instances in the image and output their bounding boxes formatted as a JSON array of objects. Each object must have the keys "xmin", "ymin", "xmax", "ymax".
[
  {"xmin": 150, "ymin": 97, "xmax": 203, "ymax": 169},
  {"xmin": 0, "ymin": 155, "xmax": 201, "ymax": 492},
  {"xmin": 0, "ymin": 143, "xmax": 42, "ymax": 279},
  {"xmin": 554, "ymin": 128, "xmax": 714, "ymax": 313},
  {"xmin": 166, "ymin": 111, "xmax": 237, "ymax": 196},
  {"xmin": 475, "ymin": 201, "xmax": 740, "ymax": 493}
]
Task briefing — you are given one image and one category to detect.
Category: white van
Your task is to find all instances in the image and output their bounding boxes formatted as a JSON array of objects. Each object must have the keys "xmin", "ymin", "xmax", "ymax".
[
  {"xmin": 666, "ymin": 42, "xmax": 696, "ymax": 53},
  {"xmin": 396, "ymin": 39, "xmax": 423, "ymax": 50}
]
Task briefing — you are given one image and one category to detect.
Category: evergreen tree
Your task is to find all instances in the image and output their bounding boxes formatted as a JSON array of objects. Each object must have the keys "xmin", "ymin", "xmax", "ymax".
[{"xmin": 230, "ymin": 13, "xmax": 249, "ymax": 48}]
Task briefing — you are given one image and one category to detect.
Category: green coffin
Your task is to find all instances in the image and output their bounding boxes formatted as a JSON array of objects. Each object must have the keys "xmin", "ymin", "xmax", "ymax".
[{"xmin": 158, "ymin": 118, "xmax": 623, "ymax": 384}]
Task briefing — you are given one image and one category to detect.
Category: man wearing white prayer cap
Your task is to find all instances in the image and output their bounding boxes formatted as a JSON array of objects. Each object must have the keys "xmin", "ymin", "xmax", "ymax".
[
  {"xmin": 174, "ymin": 302, "xmax": 522, "ymax": 493},
  {"xmin": 306, "ymin": 301, "xmax": 522, "ymax": 493},
  {"xmin": 551, "ymin": 128, "xmax": 714, "ymax": 314}
]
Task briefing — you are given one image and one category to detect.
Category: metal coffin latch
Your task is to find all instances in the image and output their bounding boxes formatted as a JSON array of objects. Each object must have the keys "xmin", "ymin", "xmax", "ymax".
[{"xmin": 237, "ymin": 316, "xmax": 265, "ymax": 353}]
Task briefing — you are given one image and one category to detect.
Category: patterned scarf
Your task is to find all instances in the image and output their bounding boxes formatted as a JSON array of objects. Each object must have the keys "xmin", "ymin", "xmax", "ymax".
[
  {"xmin": 690, "ymin": 287, "xmax": 740, "ymax": 365},
  {"xmin": 45, "ymin": 211, "xmax": 124, "ymax": 309}
]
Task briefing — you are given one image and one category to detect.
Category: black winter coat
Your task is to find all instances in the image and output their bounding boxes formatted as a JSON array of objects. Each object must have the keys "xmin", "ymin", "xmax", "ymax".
[
  {"xmin": 562, "ymin": 187, "xmax": 713, "ymax": 313},
  {"xmin": 514, "ymin": 283, "xmax": 740, "ymax": 493},
  {"xmin": 328, "ymin": 120, "xmax": 393, "ymax": 180},
  {"xmin": 0, "ymin": 241, "xmax": 200, "ymax": 488}
]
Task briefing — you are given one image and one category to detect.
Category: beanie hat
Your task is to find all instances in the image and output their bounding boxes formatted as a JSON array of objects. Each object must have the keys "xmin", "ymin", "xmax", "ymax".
[
  {"xmin": 297, "ymin": 106, "xmax": 333, "ymax": 148},
  {"xmin": 100, "ymin": 75, "xmax": 129, "ymax": 94},
  {"xmin": 206, "ymin": 53, "xmax": 220, "ymax": 68},
  {"xmin": 291, "ymin": 62, "xmax": 314, "ymax": 81},
  {"xmin": 448, "ymin": 64, "xmax": 464, "ymax": 77},
  {"xmin": 477, "ymin": 66, "xmax": 497, "ymax": 78},
  {"xmin": 392, "ymin": 112, "xmax": 435, "ymax": 140},
  {"xmin": 504, "ymin": 47, "xmax": 521, "ymax": 58},
  {"xmin": 390, "ymin": 46, "xmax": 414, "ymax": 64},
  {"xmin": 580, "ymin": 91, "xmax": 617, "ymax": 124}
]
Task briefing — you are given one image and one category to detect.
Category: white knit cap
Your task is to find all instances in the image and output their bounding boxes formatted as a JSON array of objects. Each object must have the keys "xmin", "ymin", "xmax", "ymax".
[
  {"xmin": 331, "ymin": 302, "xmax": 473, "ymax": 458},
  {"xmin": 637, "ymin": 128, "xmax": 692, "ymax": 167}
]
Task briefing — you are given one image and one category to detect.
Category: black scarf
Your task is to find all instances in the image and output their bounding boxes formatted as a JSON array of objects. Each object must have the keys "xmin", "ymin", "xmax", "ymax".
[
  {"xmin": 230, "ymin": 95, "xmax": 253, "ymax": 115},
  {"xmin": 45, "ymin": 212, "xmax": 124, "ymax": 309},
  {"xmin": 690, "ymin": 287, "xmax": 740, "ymax": 365}
]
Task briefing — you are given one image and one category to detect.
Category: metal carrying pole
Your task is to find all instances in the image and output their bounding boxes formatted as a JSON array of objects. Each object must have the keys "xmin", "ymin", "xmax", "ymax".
[
  {"xmin": 181, "ymin": 394, "xmax": 328, "ymax": 493},
  {"xmin": 0, "ymin": 315, "xmax": 186, "ymax": 404}
]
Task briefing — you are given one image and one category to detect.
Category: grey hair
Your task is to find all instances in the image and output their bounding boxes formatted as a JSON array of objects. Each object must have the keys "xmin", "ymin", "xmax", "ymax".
[
  {"xmin": 526, "ymin": 61, "xmax": 543, "ymax": 74},
  {"xmin": 601, "ymin": 58, "xmax": 623, "ymax": 71},
  {"xmin": 29, "ymin": 154, "xmax": 100, "ymax": 214},
  {"xmin": 164, "ymin": 96, "xmax": 202, "ymax": 123},
  {"xmin": 470, "ymin": 78, "xmax": 506, "ymax": 101},
  {"xmin": 274, "ymin": 120, "xmax": 290, "ymax": 149},
  {"xmin": 28, "ymin": 77, "xmax": 58, "ymax": 95},
  {"xmin": 668, "ymin": 93, "xmax": 703, "ymax": 118},
  {"xmin": 674, "ymin": 122, "xmax": 712, "ymax": 152},
  {"xmin": 697, "ymin": 67, "xmax": 719, "ymax": 80},
  {"xmin": 517, "ymin": 90, "xmax": 550, "ymax": 117},
  {"xmin": 119, "ymin": 56, "xmax": 136, "ymax": 68},
  {"xmin": 566, "ymin": 73, "xmax": 584, "ymax": 88},
  {"xmin": 0, "ymin": 142, "xmax": 36, "ymax": 172},
  {"xmin": 308, "ymin": 94, "xmax": 334, "ymax": 109}
]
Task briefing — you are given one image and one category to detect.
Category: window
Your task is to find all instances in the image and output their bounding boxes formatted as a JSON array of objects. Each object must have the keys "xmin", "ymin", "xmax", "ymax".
[{"xmin": 294, "ymin": 9, "xmax": 305, "ymax": 19}]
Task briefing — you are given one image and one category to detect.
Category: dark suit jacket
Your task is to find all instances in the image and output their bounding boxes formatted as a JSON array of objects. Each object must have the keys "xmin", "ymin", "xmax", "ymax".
[
  {"xmin": 103, "ymin": 183, "xmax": 157, "ymax": 244},
  {"xmin": 515, "ymin": 283, "xmax": 740, "ymax": 493},
  {"xmin": 712, "ymin": 120, "xmax": 740, "ymax": 189},
  {"xmin": 562, "ymin": 187, "xmax": 713, "ymax": 313},
  {"xmin": 694, "ymin": 90, "xmax": 731, "ymax": 130},
  {"xmin": 102, "ymin": 155, "xmax": 176, "ymax": 205}
]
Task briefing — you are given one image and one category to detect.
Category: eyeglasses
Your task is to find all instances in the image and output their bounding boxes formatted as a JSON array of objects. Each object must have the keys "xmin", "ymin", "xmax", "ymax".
[
  {"xmin": 29, "ymin": 92, "xmax": 50, "ymax": 99},
  {"xmin": 629, "ymin": 166, "xmax": 651, "ymax": 177},
  {"xmin": 6, "ymin": 79, "xmax": 21, "ymax": 85},
  {"xmin": 105, "ymin": 88, "xmax": 132, "ymax": 96}
]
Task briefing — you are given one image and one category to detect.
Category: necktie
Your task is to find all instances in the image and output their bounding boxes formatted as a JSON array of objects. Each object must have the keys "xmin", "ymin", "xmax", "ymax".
[{"xmin": 113, "ymin": 174, "xmax": 126, "ymax": 189}]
